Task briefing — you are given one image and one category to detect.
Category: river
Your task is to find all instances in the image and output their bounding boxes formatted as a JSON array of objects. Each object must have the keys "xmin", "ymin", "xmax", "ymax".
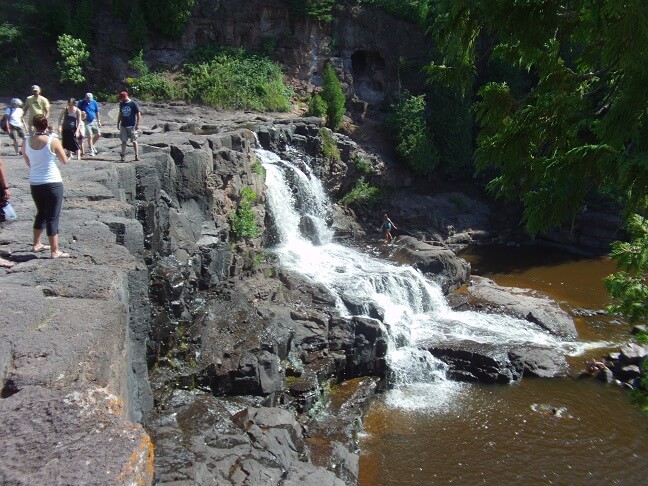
[
  {"xmin": 359, "ymin": 245, "xmax": 648, "ymax": 485},
  {"xmin": 258, "ymin": 146, "xmax": 648, "ymax": 485}
]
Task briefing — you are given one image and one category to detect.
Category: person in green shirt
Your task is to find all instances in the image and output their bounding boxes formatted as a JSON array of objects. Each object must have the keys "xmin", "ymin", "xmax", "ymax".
[{"xmin": 22, "ymin": 85, "xmax": 50, "ymax": 135}]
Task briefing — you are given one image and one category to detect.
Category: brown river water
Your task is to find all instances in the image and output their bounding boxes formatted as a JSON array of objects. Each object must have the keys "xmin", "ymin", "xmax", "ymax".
[{"xmin": 358, "ymin": 244, "xmax": 648, "ymax": 485}]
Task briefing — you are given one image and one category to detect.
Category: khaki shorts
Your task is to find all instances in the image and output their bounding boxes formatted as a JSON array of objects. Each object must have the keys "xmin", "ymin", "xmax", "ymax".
[
  {"xmin": 9, "ymin": 125, "xmax": 25, "ymax": 140},
  {"xmin": 119, "ymin": 126, "xmax": 138, "ymax": 143},
  {"xmin": 86, "ymin": 119, "xmax": 101, "ymax": 138}
]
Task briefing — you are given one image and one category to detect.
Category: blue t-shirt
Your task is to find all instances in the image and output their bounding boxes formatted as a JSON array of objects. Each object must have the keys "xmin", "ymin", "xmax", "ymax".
[
  {"xmin": 119, "ymin": 100, "xmax": 140, "ymax": 128},
  {"xmin": 78, "ymin": 99, "xmax": 100, "ymax": 123}
]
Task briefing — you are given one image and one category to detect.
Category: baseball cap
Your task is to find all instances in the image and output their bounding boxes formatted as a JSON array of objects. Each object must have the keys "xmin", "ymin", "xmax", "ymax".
[
  {"xmin": 119, "ymin": 91, "xmax": 128, "ymax": 100},
  {"xmin": 85, "ymin": 92, "xmax": 93, "ymax": 100},
  {"xmin": 31, "ymin": 85, "xmax": 41, "ymax": 92}
]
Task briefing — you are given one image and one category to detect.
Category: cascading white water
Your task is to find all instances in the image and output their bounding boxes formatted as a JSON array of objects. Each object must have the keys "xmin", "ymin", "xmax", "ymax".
[{"xmin": 259, "ymin": 148, "xmax": 582, "ymax": 409}]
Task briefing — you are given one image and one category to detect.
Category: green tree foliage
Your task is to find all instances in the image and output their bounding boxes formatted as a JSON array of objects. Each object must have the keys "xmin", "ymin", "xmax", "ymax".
[
  {"xmin": 356, "ymin": 0, "xmax": 429, "ymax": 26},
  {"xmin": 56, "ymin": 34, "xmax": 89, "ymax": 84},
  {"xmin": 184, "ymin": 47, "xmax": 291, "ymax": 111},
  {"xmin": 142, "ymin": 0, "xmax": 195, "ymax": 39},
  {"xmin": 606, "ymin": 214, "xmax": 648, "ymax": 323},
  {"xmin": 389, "ymin": 92, "xmax": 438, "ymax": 175},
  {"xmin": 287, "ymin": 0, "xmax": 336, "ymax": 22},
  {"xmin": 321, "ymin": 62, "xmax": 346, "ymax": 130},
  {"xmin": 305, "ymin": 93, "xmax": 327, "ymax": 118},
  {"xmin": 429, "ymin": 0, "xmax": 648, "ymax": 237}
]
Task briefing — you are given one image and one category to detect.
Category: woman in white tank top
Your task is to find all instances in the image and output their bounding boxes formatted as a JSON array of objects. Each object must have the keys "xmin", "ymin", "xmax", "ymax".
[{"xmin": 22, "ymin": 114, "xmax": 69, "ymax": 258}]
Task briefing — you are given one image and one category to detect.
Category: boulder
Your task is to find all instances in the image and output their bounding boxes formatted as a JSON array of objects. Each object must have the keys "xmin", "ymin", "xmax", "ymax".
[
  {"xmin": 466, "ymin": 276, "xmax": 578, "ymax": 339},
  {"xmin": 392, "ymin": 235, "xmax": 471, "ymax": 293}
]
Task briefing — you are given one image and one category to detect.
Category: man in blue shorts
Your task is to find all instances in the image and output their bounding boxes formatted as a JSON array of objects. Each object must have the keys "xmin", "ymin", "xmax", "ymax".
[
  {"xmin": 78, "ymin": 93, "xmax": 102, "ymax": 156},
  {"xmin": 116, "ymin": 91, "xmax": 141, "ymax": 162}
]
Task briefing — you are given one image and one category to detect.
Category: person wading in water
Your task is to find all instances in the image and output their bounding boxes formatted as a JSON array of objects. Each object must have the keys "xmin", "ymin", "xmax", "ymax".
[{"xmin": 381, "ymin": 213, "xmax": 397, "ymax": 243}]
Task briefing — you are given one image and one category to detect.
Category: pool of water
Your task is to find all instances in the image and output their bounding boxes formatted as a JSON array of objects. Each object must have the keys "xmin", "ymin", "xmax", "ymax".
[{"xmin": 359, "ymin": 244, "xmax": 648, "ymax": 485}]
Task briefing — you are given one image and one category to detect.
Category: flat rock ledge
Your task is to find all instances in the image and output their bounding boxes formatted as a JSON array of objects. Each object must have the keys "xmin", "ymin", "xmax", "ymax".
[{"xmin": 0, "ymin": 150, "xmax": 153, "ymax": 484}]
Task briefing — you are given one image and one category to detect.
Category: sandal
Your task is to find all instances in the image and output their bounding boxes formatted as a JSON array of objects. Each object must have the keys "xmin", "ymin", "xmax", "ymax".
[
  {"xmin": 51, "ymin": 251, "xmax": 70, "ymax": 259},
  {"xmin": 134, "ymin": 155, "xmax": 140, "ymax": 161},
  {"xmin": 120, "ymin": 153, "xmax": 125, "ymax": 162},
  {"xmin": 32, "ymin": 244, "xmax": 51, "ymax": 253}
]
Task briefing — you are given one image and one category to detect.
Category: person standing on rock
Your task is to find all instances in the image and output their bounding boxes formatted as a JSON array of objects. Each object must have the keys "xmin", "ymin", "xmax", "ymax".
[
  {"xmin": 381, "ymin": 213, "xmax": 397, "ymax": 243},
  {"xmin": 22, "ymin": 85, "xmax": 50, "ymax": 135},
  {"xmin": 78, "ymin": 92, "xmax": 101, "ymax": 156},
  {"xmin": 22, "ymin": 114, "xmax": 70, "ymax": 259},
  {"xmin": 117, "ymin": 91, "xmax": 141, "ymax": 162},
  {"xmin": 58, "ymin": 98, "xmax": 82, "ymax": 160},
  {"xmin": 3, "ymin": 98, "xmax": 26, "ymax": 156}
]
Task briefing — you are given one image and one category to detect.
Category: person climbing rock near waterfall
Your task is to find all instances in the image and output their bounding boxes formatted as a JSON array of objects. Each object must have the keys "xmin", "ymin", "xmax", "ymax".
[{"xmin": 381, "ymin": 213, "xmax": 397, "ymax": 243}]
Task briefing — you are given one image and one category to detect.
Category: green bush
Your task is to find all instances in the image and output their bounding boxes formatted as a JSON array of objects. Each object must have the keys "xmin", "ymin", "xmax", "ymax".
[
  {"xmin": 251, "ymin": 161, "xmax": 266, "ymax": 177},
  {"xmin": 306, "ymin": 93, "xmax": 327, "ymax": 117},
  {"xmin": 321, "ymin": 62, "xmax": 346, "ymax": 130},
  {"xmin": 129, "ymin": 50, "xmax": 149, "ymax": 76},
  {"xmin": 56, "ymin": 34, "xmax": 89, "ymax": 84},
  {"xmin": 231, "ymin": 188, "xmax": 260, "ymax": 239},
  {"xmin": 353, "ymin": 155, "xmax": 373, "ymax": 174},
  {"xmin": 128, "ymin": 72, "xmax": 180, "ymax": 101},
  {"xmin": 320, "ymin": 128, "xmax": 340, "ymax": 161},
  {"xmin": 340, "ymin": 178, "xmax": 382, "ymax": 206},
  {"xmin": 389, "ymin": 92, "xmax": 439, "ymax": 175},
  {"xmin": 184, "ymin": 48, "xmax": 292, "ymax": 111}
]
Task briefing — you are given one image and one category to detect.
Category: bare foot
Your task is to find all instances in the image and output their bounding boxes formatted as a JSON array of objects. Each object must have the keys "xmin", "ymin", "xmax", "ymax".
[
  {"xmin": 32, "ymin": 244, "xmax": 51, "ymax": 252},
  {"xmin": 51, "ymin": 251, "xmax": 70, "ymax": 259},
  {"xmin": 0, "ymin": 256, "xmax": 14, "ymax": 268}
]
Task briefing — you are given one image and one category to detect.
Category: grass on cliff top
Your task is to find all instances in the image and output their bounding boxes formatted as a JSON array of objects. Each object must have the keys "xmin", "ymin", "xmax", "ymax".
[{"xmin": 128, "ymin": 46, "xmax": 292, "ymax": 112}]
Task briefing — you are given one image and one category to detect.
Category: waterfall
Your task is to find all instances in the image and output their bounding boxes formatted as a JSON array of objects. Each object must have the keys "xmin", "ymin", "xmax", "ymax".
[{"xmin": 259, "ymin": 148, "xmax": 578, "ymax": 409}]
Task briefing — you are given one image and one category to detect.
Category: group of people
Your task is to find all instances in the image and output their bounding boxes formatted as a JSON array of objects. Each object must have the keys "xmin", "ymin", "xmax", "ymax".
[
  {"xmin": 2, "ymin": 86, "xmax": 102, "ymax": 160},
  {"xmin": 3, "ymin": 87, "xmax": 142, "ymax": 161},
  {"xmin": 1, "ymin": 86, "xmax": 143, "ymax": 265}
]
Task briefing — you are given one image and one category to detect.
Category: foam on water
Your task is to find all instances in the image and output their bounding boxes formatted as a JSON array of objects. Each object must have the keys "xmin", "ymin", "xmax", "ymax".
[{"xmin": 259, "ymin": 148, "xmax": 594, "ymax": 399}]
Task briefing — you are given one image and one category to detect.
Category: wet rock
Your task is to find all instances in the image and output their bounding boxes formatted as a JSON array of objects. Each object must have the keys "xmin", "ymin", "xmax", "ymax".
[
  {"xmin": 427, "ymin": 341, "xmax": 523, "ymax": 384},
  {"xmin": 509, "ymin": 346, "xmax": 570, "ymax": 378},
  {"xmin": 392, "ymin": 236, "xmax": 470, "ymax": 293},
  {"xmin": 596, "ymin": 367, "xmax": 616, "ymax": 384},
  {"xmin": 466, "ymin": 276, "xmax": 578, "ymax": 339},
  {"xmin": 619, "ymin": 343, "xmax": 648, "ymax": 365},
  {"xmin": 631, "ymin": 325, "xmax": 647, "ymax": 335}
]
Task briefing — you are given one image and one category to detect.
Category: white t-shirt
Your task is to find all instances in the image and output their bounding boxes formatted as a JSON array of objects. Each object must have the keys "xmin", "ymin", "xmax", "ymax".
[{"xmin": 4, "ymin": 107, "xmax": 24, "ymax": 128}]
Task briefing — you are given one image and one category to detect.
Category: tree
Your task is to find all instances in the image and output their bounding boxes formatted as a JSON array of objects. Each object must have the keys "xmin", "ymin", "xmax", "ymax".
[
  {"xmin": 429, "ymin": 0, "xmax": 648, "ymax": 236},
  {"xmin": 389, "ymin": 92, "xmax": 439, "ymax": 175},
  {"xmin": 56, "ymin": 34, "xmax": 89, "ymax": 84},
  {"xmin": 429, "ymin": 1, "xmax": 648, "ymax": 332},
  {"xmin": 606, "ymin": 214, "xmax": 648, "ymax": 323},
  {"xmin": 321, "ymin": 62, "xmax": 346, "ymax": 130},
  {"xmin": 143, "ymin": 0, "xmax": 195, "ymax": 39}
]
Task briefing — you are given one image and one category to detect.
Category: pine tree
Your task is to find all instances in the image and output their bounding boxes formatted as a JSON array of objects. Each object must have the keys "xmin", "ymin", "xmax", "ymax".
[{"xmin": 321, "ymin": 62, "xmax": 346, "ymax": 130}]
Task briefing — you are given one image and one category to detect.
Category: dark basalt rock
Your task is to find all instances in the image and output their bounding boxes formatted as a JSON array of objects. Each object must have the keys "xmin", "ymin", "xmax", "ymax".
[
  {"xmin": 392, "ymin": 235, "xmax": 471, "ymax": 294},
  {"xmin": 427, "ymin": 340, "xmax": 570, "ymax": 384}
]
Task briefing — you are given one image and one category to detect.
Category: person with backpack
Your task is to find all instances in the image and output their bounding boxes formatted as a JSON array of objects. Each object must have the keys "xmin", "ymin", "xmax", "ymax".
[
  {"xmin": 381, "ymin": 213, "xmax": 397, "ymax": 243},
  {"xmin": 2, "ymin": 99, "xmax": 25, "ymax": 156}
]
